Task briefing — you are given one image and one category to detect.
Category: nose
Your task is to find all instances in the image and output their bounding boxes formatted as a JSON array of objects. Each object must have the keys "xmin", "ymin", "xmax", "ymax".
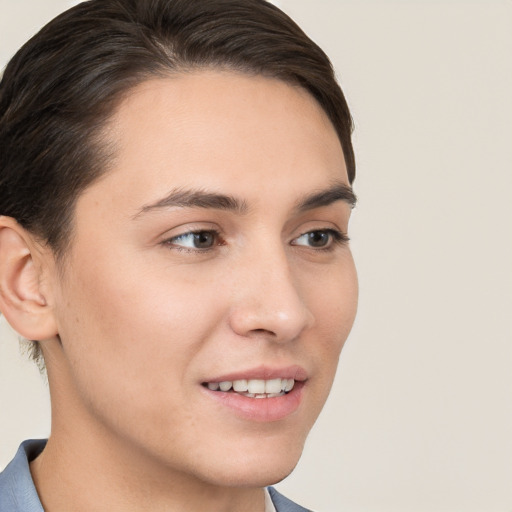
[{"xmin": 228, "ymin": 245, "xmax": 315, "ymax": 343}]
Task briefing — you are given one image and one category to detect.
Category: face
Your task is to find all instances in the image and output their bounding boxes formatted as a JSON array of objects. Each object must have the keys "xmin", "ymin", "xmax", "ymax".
[{"xmin": 46, "ymin": 71, "xmax": 358, "ymax": 487}]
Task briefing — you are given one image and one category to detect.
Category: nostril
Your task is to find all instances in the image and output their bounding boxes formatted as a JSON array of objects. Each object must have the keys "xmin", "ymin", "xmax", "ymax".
[{"xmin": 228, "ymin": 293, "xmax": 313, "ymax": 343}]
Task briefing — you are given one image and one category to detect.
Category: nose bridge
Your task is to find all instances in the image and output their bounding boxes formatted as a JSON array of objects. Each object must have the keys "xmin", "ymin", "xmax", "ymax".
[{"xmin": 228, "ymin": 237, "xmax": 314, "ymax": 341}]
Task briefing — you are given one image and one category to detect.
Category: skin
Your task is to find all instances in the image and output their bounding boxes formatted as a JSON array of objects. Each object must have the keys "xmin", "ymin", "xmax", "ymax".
[{"xmin": 1, "ymin": 71, "xmax": 358, "ymax": 512}]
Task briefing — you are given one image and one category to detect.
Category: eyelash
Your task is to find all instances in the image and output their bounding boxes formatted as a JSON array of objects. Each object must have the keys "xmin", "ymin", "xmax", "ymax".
[
  {"xmin": 164, "ymin": 230, "xmax": 223, "ymax": 253},
  {"xmin": 292, "ymin": 229, "xmax": 350, "ymax": 251},
  {"xmin": 163, "ymin": 228, "xmax": 349, "ymax": 253}
]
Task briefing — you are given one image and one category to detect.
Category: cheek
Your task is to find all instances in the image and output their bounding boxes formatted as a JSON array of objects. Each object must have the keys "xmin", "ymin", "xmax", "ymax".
[
  {"xmin": 308, "ymin": 254, "xmax": 358, "ymax": 338},
  {"xmin": 305, "ymin": 255, "xmax": 358, "ymax": 383},
  {"xmin": 53, "ymin": 249, "xmax": 227, "ymax": 410}
]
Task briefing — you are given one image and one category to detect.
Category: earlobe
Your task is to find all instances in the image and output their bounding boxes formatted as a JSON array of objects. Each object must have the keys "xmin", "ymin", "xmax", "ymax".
[{"xmin": 0, "ymin": 217, "xmax": 58, "ymax": 341}]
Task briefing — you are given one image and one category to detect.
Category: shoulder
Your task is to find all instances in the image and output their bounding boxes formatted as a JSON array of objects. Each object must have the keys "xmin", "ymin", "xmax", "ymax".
[
  {"xmin": 0, "ymin": 444, "xmax": 313, "ymax": 512},
  {"xmin": 0, "ymin": 439, "xmax": 46, "ymax": 512},
  {"xmin": 267, "ymin": 486, "xmax": 313, "ymax": 512}
]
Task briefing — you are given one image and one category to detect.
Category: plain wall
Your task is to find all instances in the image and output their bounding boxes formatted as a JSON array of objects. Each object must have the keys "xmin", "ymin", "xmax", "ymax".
[{"xmin": 1, "ymin": 1, "xmax": 511, "ymax": 511}]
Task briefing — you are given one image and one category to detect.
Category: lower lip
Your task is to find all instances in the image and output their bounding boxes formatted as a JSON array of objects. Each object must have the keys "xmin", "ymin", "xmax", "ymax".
[{"xmin": 201, "ymin": 382, "xmax": 305, "ymax": 422}]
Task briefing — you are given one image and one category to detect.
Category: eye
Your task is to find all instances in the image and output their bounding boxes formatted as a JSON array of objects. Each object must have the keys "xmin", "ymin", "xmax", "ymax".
[
  {"xmin": 166, "ymin": 230, "xmax": 220, "ymax": 250},
  {"xmin": 292, "ymin": 229, "xmax": 348, "ymax": 249}
]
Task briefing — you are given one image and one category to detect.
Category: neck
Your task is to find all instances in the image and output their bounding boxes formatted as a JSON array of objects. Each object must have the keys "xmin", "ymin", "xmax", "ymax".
[
  {"xmin": 30, "ymin": 432, "xmax": 266, "ymax": 512},
  {"xmin": 31, "ymin": 343, "xmax": 266, "ymax": 512}
]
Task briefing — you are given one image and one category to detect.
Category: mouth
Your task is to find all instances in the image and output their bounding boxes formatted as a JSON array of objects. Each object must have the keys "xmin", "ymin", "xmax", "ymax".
[
  {"xmin": 202, "ymin": 378, "xmax": 295, "ymax": 398},
  {"xmin": 200, "ymin": 367, "xmax": 307, "ymax": 422}
]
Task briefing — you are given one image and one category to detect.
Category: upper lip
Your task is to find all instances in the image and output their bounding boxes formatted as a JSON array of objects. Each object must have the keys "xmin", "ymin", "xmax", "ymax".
[{"xmin": 203, "ymin": 365, "xmax": 308, "ymax": 383}]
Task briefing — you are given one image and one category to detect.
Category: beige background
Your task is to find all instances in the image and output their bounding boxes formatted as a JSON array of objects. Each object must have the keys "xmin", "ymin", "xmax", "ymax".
[{"xmin": 1, "ymin": 1, "xmax": 511, "ymax": 511}]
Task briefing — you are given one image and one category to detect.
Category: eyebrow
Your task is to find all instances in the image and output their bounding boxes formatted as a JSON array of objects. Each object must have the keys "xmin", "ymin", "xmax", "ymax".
[
  {"xmin": 296, "ymin": 183, "xmax": 357, "ymax": 211},
  {"xmin": 134, "ymin": 182, "xmax": 356, "ymax": 219},
  {"xmin": 134, "ymin": 188, "xmax": 248, "ymax": 218}
]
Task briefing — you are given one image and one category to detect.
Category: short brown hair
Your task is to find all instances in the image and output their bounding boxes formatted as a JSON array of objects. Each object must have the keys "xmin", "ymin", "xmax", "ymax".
[{"xmin": 0, "ymin": 0, "xmax": 355, "ymax": 364}]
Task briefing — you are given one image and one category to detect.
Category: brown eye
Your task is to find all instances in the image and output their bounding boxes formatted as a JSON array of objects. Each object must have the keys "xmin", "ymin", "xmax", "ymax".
[
  {"xmin": 192, "ymin": 231, "xmax": 216, "ymax": 248},
  {"xmin": 292, "ymin": 229, "xmax": 348, "ymax": 249},
  {"xmin": 306, "ymin": 231, "xmax": 330, "ymax": 247},
  {"xmin": 168, "ymin": 230, "xmax": 219, "ymax": 250}
]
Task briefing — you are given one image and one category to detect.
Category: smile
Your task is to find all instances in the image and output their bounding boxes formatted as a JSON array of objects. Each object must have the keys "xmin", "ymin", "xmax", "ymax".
[{"xmin": 203, "ymin": 378, "xmax": 295, "ymax": 398}]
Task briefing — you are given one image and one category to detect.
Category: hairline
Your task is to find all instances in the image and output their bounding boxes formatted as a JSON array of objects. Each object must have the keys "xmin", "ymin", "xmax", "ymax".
[{"xmin": 52, "ymin": 65, "xmax": 353, "ymax": 270}]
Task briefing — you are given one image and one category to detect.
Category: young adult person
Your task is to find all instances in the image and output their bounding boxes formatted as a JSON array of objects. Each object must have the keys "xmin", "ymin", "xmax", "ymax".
[{"xmin": 0, "ymin": 1, "xmax": 358, "ymax": 510}]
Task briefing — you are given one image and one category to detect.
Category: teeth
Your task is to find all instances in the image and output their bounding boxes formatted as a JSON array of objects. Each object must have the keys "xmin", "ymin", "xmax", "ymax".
[
  {"xmin": 233, "ymin": 379, "xmax": 248, "ymax": 392},
  {"xmin": 206, "ymin": 378, "xmax": 295, "ymax": 395},
  {"xmin": 265, "ymin": 378, "xmax": 282, "ymax": 394},
  {"xmin": 219, "ymin": 381, "xmax": 232, "ymax": 392},
  {"xmin": 248, "ymin": 379, "xmax": 266, "ymax": 394},
  {"xmin": 242, "ymin": 391, "xmax": 285, "ymax": 398}
]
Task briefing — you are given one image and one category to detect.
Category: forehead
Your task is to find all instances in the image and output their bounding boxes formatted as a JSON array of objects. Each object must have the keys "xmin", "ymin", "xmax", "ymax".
[{"xmin": 86, "ymin": 71, "xmax": 348, "ymax": 216}]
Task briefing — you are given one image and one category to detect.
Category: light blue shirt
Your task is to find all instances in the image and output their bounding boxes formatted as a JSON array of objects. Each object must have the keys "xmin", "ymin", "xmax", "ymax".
[{"xmin": 0, "ymin": 440, "xmax": 311, "ymax": 512}]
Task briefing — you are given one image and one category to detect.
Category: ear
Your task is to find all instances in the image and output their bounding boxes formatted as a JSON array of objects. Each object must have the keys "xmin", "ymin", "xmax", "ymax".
[{"xmin": 0, "ymin": 216, "xmax": 58, "ymax": 341}]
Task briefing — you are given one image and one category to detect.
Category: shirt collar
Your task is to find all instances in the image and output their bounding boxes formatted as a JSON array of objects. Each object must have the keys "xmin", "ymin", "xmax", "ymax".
[
  {"xmin": 265, "ymin": 487, "xmax": 278, "ymax": 512},
  {"xmin": 0, "ymin": 439, "xmax": 46, "ymax": 512},
  {"xmin": 2, "ymin": 440, "xmax": 283, "ymax": 511}
]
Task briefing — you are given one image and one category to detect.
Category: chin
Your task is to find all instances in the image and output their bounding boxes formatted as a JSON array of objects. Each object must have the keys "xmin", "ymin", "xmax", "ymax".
[
  {"xmin": 206, "ymin": 459, "xmax": 300, "ymax": 489},
  {"xmin": 196, "ymin": 435, "xmax": 306, "ymax": 488}
]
